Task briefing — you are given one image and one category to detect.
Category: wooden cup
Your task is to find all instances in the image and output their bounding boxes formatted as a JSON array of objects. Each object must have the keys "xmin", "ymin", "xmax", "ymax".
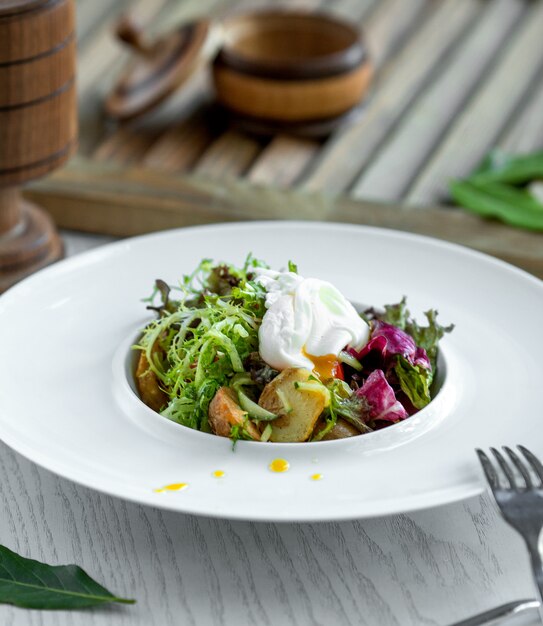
[
  {"xmin": 0, "ymin": 0, "xmax": 77, "ymax": 292},
  {"xmin": 212, "ymin": 11, "xmax": 373, "ymax": 123}
]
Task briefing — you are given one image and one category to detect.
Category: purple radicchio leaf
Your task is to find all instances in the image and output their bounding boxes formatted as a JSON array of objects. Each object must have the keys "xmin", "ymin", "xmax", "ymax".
[
  {"xmin": 355, "ymin": 370, "xmax": 408, "ymax": 423},
  {"xmin": 351, "ymin": 321, "xmax": 431, "ymax": 370}
]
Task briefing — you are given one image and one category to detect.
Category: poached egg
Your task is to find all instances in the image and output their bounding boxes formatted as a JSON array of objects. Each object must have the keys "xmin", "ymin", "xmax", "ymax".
[{"xmin": 256, "ymin": 268, "xmax": 370, "ymax": 379}]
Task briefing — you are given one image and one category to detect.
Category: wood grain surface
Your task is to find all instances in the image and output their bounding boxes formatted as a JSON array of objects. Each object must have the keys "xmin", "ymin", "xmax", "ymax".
[{"xmin": 0, "ymin": 229, "xmax": 537, "ymax": 626}]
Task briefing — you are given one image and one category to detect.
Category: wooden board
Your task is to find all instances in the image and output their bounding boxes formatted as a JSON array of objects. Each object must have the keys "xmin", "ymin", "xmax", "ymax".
[
  {"xmin": 27, "ymin": 157, "xmax": 543, "ymax": 279},
  {"xmin": 23, "ymin": 0, "xmax": 543, "ymax": 276}
]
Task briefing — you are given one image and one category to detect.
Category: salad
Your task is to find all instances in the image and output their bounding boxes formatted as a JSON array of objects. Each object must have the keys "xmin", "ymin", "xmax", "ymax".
[{"xmin": 135, "ymin": 256, "xmax": 453, "ymax": 444}]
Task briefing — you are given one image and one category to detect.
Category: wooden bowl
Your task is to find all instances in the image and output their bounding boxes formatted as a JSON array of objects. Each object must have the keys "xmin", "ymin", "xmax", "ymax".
[{"xmin": 212, "ymin": 11, "xmax": 373, "ymax": 123}]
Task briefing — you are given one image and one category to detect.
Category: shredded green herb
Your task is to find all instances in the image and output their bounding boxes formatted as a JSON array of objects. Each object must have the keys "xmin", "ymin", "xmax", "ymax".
[{"xmin": 135, "ymin": 256, "xmax": 268, "ymax": 432}]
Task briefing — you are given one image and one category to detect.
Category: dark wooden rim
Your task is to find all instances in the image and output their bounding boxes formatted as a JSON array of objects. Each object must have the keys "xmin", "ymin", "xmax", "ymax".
[
  {"xmin": 0, "ymin": 138, "xmax": 76, "ymax": 175},
  {"xmin": 0, "ymin": 76, "xmax": 74, "ymax": 111},
  {"xmin": 224, "ymin": 100, "xmax": 367, "ymax": 139},
  {"xmin": 0, "ymin": 31, "xmax": 74, "ymax": 67},
  {"xmin": 0, "ymin": 0, "xmax": 60, "ymax": 18},
  {"xmin": 106, "ymin": 20, "xmax": 209, "ymax": 120},
  {"xmin": 119, "ymin": 24, "xmax": 198, "ymax": 97},
  {"xmin": 216, "ymin": 10, "xmax": 368, "ymax": 81}
]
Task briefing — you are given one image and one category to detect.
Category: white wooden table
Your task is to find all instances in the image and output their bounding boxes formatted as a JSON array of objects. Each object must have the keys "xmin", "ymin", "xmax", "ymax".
[{"xmin": 0, "ymin": 231, "xmax": 538, "ymax": 626}]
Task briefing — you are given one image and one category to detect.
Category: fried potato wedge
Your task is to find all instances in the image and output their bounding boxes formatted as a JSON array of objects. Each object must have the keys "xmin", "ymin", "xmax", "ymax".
[
  {"xmin": 258, "ymin": 368, "xmax": 328, "ymax": 442},
  {"xmin": 135, "ymin": 347, "xmax": 168, "ymax": 412},
  {"xmin": 315, "ymin": 418, "xmax": 360, "ymax": 440},
  {"xmin": 208, "ymin": 387, "xmax": 260, "ymax": 440}
]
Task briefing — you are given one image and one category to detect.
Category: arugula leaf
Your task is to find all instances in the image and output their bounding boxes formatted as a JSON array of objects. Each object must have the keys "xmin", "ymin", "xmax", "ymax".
[
  {"xmin": 0, "ymin": 545, "xmax": 134, "ymax": 610},
  {"xmin": 288, "ymin": 261, "xmax": 298, "ymax": 273},
  {"xmin": 405, "ymin": 310, "xmax": 454, "ymax": 370},
  {"xmin": 394, "ymin": 356, "xmax": 432, "ymax": 410},
  {"xmin": 379, "ymin": 296, "xmax": 409, "ymax": 329}
]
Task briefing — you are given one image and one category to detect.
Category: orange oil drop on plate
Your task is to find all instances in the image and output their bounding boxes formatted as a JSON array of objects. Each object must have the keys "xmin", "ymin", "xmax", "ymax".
[
  {"xmin": 269, "ymin": 458, "xmax": 290, "ymax": 473},
  {"xmin": 154, "ymin": 482, "xmax": 188, "ymax": 493},
  {"xmin": 213, "ymin": 470, "xmax": 225, "ymax": 478}
]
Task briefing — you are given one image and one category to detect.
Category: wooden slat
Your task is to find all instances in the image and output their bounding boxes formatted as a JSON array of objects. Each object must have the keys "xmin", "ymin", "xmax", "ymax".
[
  {"xmin": 76, "ymin": 0, "xmax": 125, "ymax": 46},
  {"xmin": 300, "ymin": 0, "xmax": 478, "ymax": 195},
  {"xmin": 407, "ymin": 1, "xmax": 543, "ymax": 206},
  {"xmin": 322, "ymin": 0, "xmax": 378, "ymax": 21},
  {"xmin": 93, "ymin": 72, "xmax": 213, "ymax": 166},
  {"xmin": 93, "ymin": 127, "xmax": 160, "ymax": 164},
  {"xmin": 246, "ymin": 137, "xmax": 319, "ymax": 187},
  {"xmin": 363, "ymin": 0, "xmax": 429, "ymax": 68},
  {"xmin": 77, "ymin": 0, "xmax": 170, "ymax": 154},
  {"xmin": 193, "ymin": 131, "xmax": 264, "ymax": 177},
  {"xmin": 77, "ymin": 0, "xmax": 164, "ymax": 97},
  {"xmin": 141, "ymin": 109, "xmax": 215, "ymax": 172},
  {"xmin": 351, "ymin": 0, "xmax": 524, "ymax": 202},
  {"xmin": 26, "ymin": 158, "xmax": 543, "ymax": 279},
  {"xmin": 498, "ymin": 78, "xmax": 543, "ymax": 154}
]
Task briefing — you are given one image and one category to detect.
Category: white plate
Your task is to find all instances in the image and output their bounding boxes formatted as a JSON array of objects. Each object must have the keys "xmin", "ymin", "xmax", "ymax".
[{"xmin": 0, "ymin": 222, "xmax": 541, "ymax": 522}]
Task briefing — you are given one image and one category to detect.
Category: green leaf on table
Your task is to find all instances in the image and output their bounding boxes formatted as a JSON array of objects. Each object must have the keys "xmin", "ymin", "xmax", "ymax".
[
  {"xmin": 450, "ymin": 147, "xmax": 543, "ymax": 231},
  {"xmin": 0, "ymin": 545, "xmax": 135, "ymax": 610},
  {"xmin": 449, "ymin": 179, "xmax": 543, "ymax": 231},
  {"xmin": 471, "ymin": 148, "xmax": 543, "ymax": 185}
]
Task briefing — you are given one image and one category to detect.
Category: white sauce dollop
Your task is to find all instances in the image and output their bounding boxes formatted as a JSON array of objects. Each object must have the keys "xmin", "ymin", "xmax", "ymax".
[{"xmin": 255, "ymin": 268, "xmax": 370, "ymax": 372}]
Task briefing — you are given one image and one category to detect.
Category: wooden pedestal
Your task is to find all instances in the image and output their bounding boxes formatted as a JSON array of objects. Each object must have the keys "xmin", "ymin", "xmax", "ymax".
[{"xmin": 0, "ymin": 188, "xmax": 63, "ymax": 293}]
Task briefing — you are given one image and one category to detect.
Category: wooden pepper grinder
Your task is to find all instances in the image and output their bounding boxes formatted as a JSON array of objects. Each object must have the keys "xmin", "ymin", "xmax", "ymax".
[{"xmin": 0, "ymin": 0, "xmax": 77, "ymax": 293}]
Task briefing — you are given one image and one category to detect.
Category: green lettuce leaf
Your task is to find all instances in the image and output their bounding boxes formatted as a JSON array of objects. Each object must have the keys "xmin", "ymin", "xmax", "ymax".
[
  {"xmin": 394, "ymin": 356, "xmax": 432, "ymax": 410},
  {"xmin": 379, "ymin": 296, "xmax": 410, "ymax": 329}
]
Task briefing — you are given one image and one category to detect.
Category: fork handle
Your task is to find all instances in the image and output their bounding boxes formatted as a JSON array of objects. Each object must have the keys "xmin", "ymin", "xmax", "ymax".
[{"xmin": 525, "ymin": 539, "xmax": 543, "ymax": 623}]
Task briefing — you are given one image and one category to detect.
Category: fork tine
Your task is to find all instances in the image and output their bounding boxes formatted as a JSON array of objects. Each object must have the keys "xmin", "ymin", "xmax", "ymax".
[
  {"xmin": 504, "ymin": 446, "xmax": 533, "ymax": 489},
  {"xmin": 476, "ymin": 449, "xmax": 499, "ymax": 490},
  {"xmin": 491, "ymin": 447, "xmax": 518, "ymax": 490},
  {"xmin": 518, "ymin": 445, "xmax": 543, "ymax": 486}
]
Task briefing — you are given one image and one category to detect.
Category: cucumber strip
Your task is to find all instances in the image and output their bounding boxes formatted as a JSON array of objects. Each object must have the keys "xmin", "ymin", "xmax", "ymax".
[
  {"xmin": 293, "ymin": 382, "xmax": 331, "ymax": 406},
  {"xmin": 339, "ymin": 351, "xmax": 363, "ymax": 371},
  {"xmin": 260, "ymin": 424, "xmax": 273, "ymax": 442},
  {"xmin": 276, "ymin": 389, "xmax": 292, "ymax": 414},
  {"xmin": 237, "ymin": 390, "xmax": 278, "ymax": 421}
]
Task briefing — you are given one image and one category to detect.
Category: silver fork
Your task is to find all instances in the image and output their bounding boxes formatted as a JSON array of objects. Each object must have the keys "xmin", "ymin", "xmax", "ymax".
[{"xmin": 477, "ymin": 445, "xmax": 543, "ymax": 623}]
